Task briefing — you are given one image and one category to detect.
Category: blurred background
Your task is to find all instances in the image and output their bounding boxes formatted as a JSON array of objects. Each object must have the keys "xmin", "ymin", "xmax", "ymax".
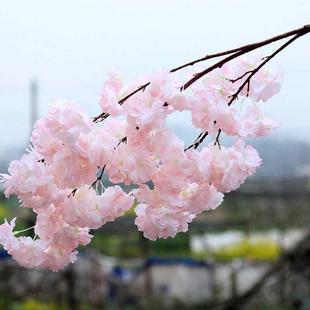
[{"xmin": 0, "ymin": 0, "xmax": 310, "ymax": 309}]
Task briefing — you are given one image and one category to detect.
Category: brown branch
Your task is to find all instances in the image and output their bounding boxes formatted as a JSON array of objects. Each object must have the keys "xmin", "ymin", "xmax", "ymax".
[
  {"xmin": 92, "ymin": 25, "xmax": 309, "ymax": 123},
  {"xmin": 89, "ymin": 165, "xmax": 106, "ymax": 189},
  {"xmin": 185, "ymin": 26, "xmax": 309, "ymax": 149},
  {"xmin": 184, "ymin": 131, "xmax": 208, "ymax": 151},
  {"xmin": 181, "ymin": 24, "xmax": 310, "ymax": 91},
  {"xmin": 181, "ymin": 49, "xmax": 252, "ymax": 91},
  {"xmin": 184, "ymin": 128, "xmax": 222, "ymax": 151},
  {"xmin": 92, "ymin": 82, "xmax": 150, "ymax": 123},
  {"xmin": 170, "ymin": 50, "xmax": 244, "ymax": 73},
  {"xmin": 227, "ymin": 33, "xmax": 304, "ymax": 106},
  {"xmin": 227, "ymin": 70, "xmax": 253, "ymax": 83},
  {"xmin": 92, "ymin": 25, "xmax": 309, "ymax": 151},
  {"xmin": 170, "ymin": 25, "xmax": 310, "ymax": 73},
  {"xmin": 68, "ymin": 165, "xmax": 107, "ymax": 197},
  {"xmin": 116, "ymin": 136, "xmax": 127, "ymax": 147},
  {"xmin": 214, "ymin": 129, "xmax": 222, "ymax": 148},
  {"xmin": 70, "ymin": 189, "xmax": 77, "ymax": 197}
]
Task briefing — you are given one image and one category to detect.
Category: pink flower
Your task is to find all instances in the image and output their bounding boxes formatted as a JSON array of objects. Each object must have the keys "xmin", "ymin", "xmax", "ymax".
[
  {"xmin": 0, "ymin": 219, "xmax": 19, "ymax": 253},
  {"xmin": 126, "ymin": 94, "xmax": 166, "ymax": 128},
  {"xmin": 30, "ymin": 102, "xmax": 98, "ymax": 189},
  {"xmin": 99, "ymin": 72, "xmax": 123, "ymax": 117},
  {"xmin": 0, "ymin": 151, "xmax": 66, "ymax": 212},
  {"xmin": 208, "ymin": 140, "xmax": 262, "ymax": 192},
  {"xmin": 184, "ymin": 184, "xmax": 224, "ymax": 215},
  {"xmin": 99, "ymin": 186, "xmax": 134, "ymax": 224},
  {"xmin": 35, "ymin": 204, "xmax": 66, "ymax": 242},
  {"xmin": 230, "ymin": 56, "xmax": 283, "ymax": 102},
  {"xmin": 1, "ymin": 151, "xmax": 50, "ymax": 197},
  {"xmin": 0, "ymin": 54, "xmax": 282, "ymax": 270},
  {"xmin": 31, "ymin": 101, "xmax": 93, "ymax": 161},
  {"xmin": 185, "ymin": 148, "xmax": 212, "ymax": 183},
  {"xmin": 211, "ymin": 102, "xmax": 239, "ymax": 136},
  {"xmin": 169, "ymin": 93, "xmax": 193, "ymax": 111},
  {"xmin": 11, "ymin": 238, "xmax": 47, "ymax": 269},
  {"xmin": 190, "ymin": 92, "xmax": 239, "ymax": 135},
  {"xmin": 42, "ymin": 249, "xmax": 78, "ymax": 272},
  {"xmin": 147, "ymin": 70, "xmax": 177, "ymax": 102},
  {"xmin": 63, "ymin": 185, "xmax": 134, "ymax": 228},
  {"xmin": 49, "ymin": 226, "xmax": 92, "ymax": 253},
  {"xmin": 239, "ymin": 105, "xmax": 278, "ymax": 138},
  {"xmin": 247, "ymin": 68, "xmax": 282, "ymax": 102},
  {"xmin": 135, "ymin": 203, "xmax": 195, "ymax": 240},
  {"xmin": 62, "ymin": 186, "xmax": 102, "ymax": 229},
  {"xmin": 105, "ymin": 144, "xmax": 157, "ymax": 185},
  {"xmin": 0, "ymin": 219, "xmax": 47, "ymax": 269},
  {"xmin": 51, "ymin": 149, "xmax": 97, "ymax": 189}
]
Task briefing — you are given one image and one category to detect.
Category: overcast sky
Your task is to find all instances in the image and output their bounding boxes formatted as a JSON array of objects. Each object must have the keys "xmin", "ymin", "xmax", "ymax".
[{"xmin": 0, "ymin": 0, "xmax": 309, "ymax": 158}]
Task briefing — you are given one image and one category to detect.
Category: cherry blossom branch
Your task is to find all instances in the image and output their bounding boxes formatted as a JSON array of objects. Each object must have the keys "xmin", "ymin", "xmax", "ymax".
[
  {"xmin": 88, "ymin": 137, "xmax": 126, "ymax": 190},
  {"xmin": 91, "ymin": 25, "xmax": 309, "ymax": 149},
  {"xmin": 92, "ymin": 25, "xmax": 309, "ymax": 123},
  {"xmin": 181, "ymin": 24, "xmax": 310, "ymax": 90},
  {"xmin": 170, "ymin": 25, "xmax": 309, "ymax": 73},
  {"xmin": 3, "ymin": 26, "xmax": 310, "ymax": 271},
  {"xmin": 92, "ymin": 82, "xmax": 150, "ymax": 123},
  {"xmin": 227, "ymin": 33, "xmax": 304, "ymax": 105},
  {"xmin": 89, "ymin": 165, "xmax": 106, "ymax": 189},
  {"xmin": 214, "ymin": 129, "xmax": 222, "ymax": 148},
  {"xmin": 184, "ymin": 131, "xmax": 208, "ymax": 151},
  {"xmin": 227, "ymin": 70, "xmax": 252, "ymax": 83},
  {"xmin": 185, "ymin": 26, "xmax": 310, "ymax": 150},
  {"xmin": 184, "ymin": 128, "xmax": 222, "ymax": 152},
  {"xmin": 209, "ymin": 33, "xmax": 306, "ymax": 149},
  {"xmin": 70, "ymin": 165, "xmax": 107, "ymax": 197}
]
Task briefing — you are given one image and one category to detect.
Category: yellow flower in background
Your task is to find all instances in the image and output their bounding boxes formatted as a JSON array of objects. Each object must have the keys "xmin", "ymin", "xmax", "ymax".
[
  {"xmin": 21, "ymin": 299, "xmax": 59, "ymax": 310},
  {"xmin": 213, "ymin": 238, "xmax": 281, "ymax": 261}
]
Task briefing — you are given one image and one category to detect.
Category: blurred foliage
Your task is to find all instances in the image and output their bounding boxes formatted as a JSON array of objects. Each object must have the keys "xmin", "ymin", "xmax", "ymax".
[
  {"xmin": 0, "ymin": 202, "xmax": 8, "ymax": 220},
  {"xmin": 0, "ymin": 194, "xmax": 23, "ymax": 222},
  {"xmin": 0, "ymin": 190, "xmax": 302, "ymax": 263},
  {"xmin": 243, "ymin": 305, "xmax": 303, "ymax": 310},
  {"xmin": 91, "ymin": 231, "xmax": 190, "ymax": 258},
  {"xmin": 91, "ymin": 232, "xmax": 141, "ymax": 257},
  {"xmin": 149, "ymin": 233, "xmax": 190, "ymax": 256}
]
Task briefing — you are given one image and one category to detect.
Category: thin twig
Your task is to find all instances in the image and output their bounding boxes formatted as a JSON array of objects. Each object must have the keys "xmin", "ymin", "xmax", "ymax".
[
  {"xmin": 185, "ymin": 26, "xmax": 309, "ymax": 149},
  {"xmin": 116, "ymin": 136, "xmax": 127, "ymax": 147},
  {"xmin": 70, "ymin": 189, "xmax": 77, "ymax": 197},
  {"xmin": 92, "ymin": 82, "xmax": 150, "ymax": 122},
  {"xmin": 170, "ymin": 25, "xmax": 310, "ymax": 73},
  {"xmin": 227, "ymin": 33, "xmax": 303, "ymax": 106},
  {"xmin": 89, "ymin": 165, "xmax": 106, "ymax": 189},
  {"xmin": 92, "ymin": 25, "xmax": 309, "ymax": 123},
  {"xmin": 181, "ymin": 25, "xmax": 310, "ymax": 91},
  {"xmin": 214, "ymin": 129, "xmax": 222, "ymax": 148},
  {"xmin": 184, "ymin": 131, "xmax": 208, "ymax": 151},
  {"xmin": 227, "ymin": 70, "xmax": 253, "ymax": 83}
]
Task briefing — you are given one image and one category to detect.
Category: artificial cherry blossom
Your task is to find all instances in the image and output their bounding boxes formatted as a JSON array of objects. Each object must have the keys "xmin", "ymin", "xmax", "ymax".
[{"xmin": 0, "ymin": 55, "xmax": 282, "ymax": 271}]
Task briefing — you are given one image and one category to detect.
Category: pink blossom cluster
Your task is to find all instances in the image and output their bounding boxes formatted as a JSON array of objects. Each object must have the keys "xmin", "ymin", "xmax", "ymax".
[{"xmin": 0, "ymin": 56, "xmax": 281, "ymax": 270}]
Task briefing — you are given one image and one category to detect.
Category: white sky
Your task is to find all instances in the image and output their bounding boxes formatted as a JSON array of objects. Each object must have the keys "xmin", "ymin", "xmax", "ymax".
[{"xmin": 0, "ymin": 0, "xmax": 309, "ymax": 156}]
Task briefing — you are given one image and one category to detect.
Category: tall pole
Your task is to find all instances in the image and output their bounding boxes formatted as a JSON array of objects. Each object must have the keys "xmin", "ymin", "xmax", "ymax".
[
  {"xmin": 30, "ymin": 79, "xmax": 38, "ymax": 134},
  {"xmin": 27, "ymin": 79, "xmax": 39, "ymax": 235}
]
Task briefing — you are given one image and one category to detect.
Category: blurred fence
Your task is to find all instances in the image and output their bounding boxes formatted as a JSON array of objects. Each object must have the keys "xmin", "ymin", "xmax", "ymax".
[{"xmin": 0, "ymin": 179, "xmax": 309, "ymax": 309}]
